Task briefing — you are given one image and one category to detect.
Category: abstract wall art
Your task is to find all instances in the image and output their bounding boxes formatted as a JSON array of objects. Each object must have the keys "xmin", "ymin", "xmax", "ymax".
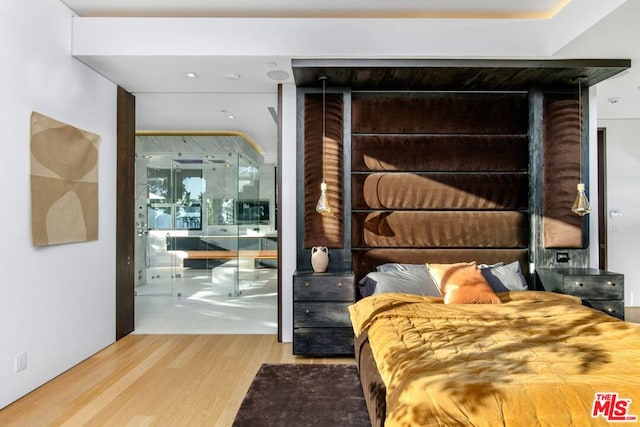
[{"xmin": 30, "ymin": 112, "xmax": 100, "ymax": 246}]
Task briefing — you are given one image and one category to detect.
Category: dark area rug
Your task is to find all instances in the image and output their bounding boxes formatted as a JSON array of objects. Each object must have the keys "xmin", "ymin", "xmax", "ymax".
[{"xmin": 233, "ymin": 363, "xmax": 371, "ymax": 427}]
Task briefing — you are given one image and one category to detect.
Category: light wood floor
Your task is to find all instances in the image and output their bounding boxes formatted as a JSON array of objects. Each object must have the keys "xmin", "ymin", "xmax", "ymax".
[{"xmin": 0, "ymin": 335, "xmax": 355, "ymax": 427}]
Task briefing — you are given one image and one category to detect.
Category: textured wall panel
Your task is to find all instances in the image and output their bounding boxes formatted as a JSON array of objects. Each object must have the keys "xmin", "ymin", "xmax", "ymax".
[
  {"xmin": 542, "ymin": 94, "xmax": 584, "ymax": 248},
  {"xmin": 304, "ymin": 93, "xmax": 344, "ymax": 248}
]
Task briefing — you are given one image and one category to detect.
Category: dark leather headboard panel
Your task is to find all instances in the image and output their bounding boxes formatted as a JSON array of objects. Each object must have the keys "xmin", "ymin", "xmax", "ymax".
[
  {"xmin": 352, "ymin": 135, "xmax": 528, "ymax": 172},
  {"xmin": 352, "ymin": 173, "xmax": 528, "ymax": 210},
  {"xmin": 352, "ymin": 93, "xmax": 528, "ymax": 134},
  {"xmin": 351, "ymin": 93, "xmax": 529, "ymax": 282},
  {"xmin": 352, "ymin": 211, "xmax": 528, "ymax": 248}
]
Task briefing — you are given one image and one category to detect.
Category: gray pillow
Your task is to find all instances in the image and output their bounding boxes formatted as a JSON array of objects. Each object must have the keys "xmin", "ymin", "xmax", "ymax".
[
  {"xmin": 479, "ymin": 261, "xmax": 528, "ymax": 292},
  {"xmin": 376, "ymin": 263, "xmax": 426, "ymax": 273},
  {"xmin": 358, "ymin": 274, "xmax": 379, "ymax": 297},
  {"xmin": 358, "ymin": 267, "xmax": 441, "ymax": 297}
]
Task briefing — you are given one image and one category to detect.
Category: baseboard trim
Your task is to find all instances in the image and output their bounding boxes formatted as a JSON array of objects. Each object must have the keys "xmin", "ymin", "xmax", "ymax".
[{"xmin": 625, "ymin": 307, "xmax": 640, "ymax": 323}]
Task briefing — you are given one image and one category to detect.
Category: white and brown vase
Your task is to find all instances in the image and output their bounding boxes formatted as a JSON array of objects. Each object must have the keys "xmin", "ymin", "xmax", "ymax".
[{"xmin": 311, "ymin": 246, "xmax": 329, "ymax": 273}]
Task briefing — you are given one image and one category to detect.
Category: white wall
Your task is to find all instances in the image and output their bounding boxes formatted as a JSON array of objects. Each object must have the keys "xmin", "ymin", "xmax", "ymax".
[
  {"xmin": 0, "ymin": 0, "xmax": 117, "ymax": 408},
  {"xmin": 597, "ymin": 119, "xmax": 640, "ymax": 307},
  {"xmin": 280, "ymin": 84, "xmax": 297, "ymax": 342}
]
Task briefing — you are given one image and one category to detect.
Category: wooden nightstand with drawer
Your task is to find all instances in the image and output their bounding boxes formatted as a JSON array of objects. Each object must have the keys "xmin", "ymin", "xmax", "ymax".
[
  {"xmin": 536, "ymin": 268, "xmax": 624, "ymax": 320},
  {"xmin": 293, "ymin": 271, "xmax": 355, "ymax": 356}
]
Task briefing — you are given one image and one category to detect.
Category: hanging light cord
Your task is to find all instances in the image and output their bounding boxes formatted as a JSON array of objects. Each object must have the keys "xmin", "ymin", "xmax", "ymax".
[
  {"xmin": 322, "ymin": 77, "xmax": 326, "ymax": 184},
  {"xmin": 315, "ymin": 76, "xmax": 332, "ymax": 215},
  {"xmin": 571, "ymin": 75, "xmax": 591, "ymax": 216},
  {"xmin": 578, "ymin": 78, "xmax": 582, "ymax": 181}
]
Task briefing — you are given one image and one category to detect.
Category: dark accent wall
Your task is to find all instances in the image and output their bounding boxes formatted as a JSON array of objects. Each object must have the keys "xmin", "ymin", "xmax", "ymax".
[
  {"xmin": 303, "ymin": 93, "xmax": 344, "ymax": 249},
  {"xmin": 527, "ymin": 89, "xmax": 590, "ymax": 270},
  {"xmin": 542, "ymin": 92, "xmax": 586, "ymax": 248},
  {"xmin": 297, "ymin": 88, "xmax": 352, "ymax": 272}
]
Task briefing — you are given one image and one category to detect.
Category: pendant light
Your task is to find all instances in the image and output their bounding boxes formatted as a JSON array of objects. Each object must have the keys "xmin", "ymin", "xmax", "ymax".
[
  {"xmin": 316, "ymin": 76, "xmax": 332, "ymax": 215},
  {"xmin": 571, "ymin": 76, "xmax": 591, "ymax": 216}
]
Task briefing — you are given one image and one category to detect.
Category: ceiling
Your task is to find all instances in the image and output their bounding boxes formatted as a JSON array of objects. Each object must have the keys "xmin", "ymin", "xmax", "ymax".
[{"xmin": 60, "ymin": 0, "xmax": 640, "ymax": 165}]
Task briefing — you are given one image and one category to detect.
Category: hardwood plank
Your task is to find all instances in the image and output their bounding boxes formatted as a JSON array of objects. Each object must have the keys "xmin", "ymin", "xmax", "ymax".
[{"xmin": 0, "ymin": 335, "xmax": 354, "ymax": 426}]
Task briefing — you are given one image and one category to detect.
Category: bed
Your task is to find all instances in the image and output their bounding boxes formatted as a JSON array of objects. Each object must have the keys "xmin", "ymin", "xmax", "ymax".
[
  {"xmin": 349, "ymin": 262, "xmax": 640, "ymax": 427},
  {"xmin": 339, "ymin": 90, "xmax": 638, "ymax": 426},
  {"xmin": 296, "ymin": 85, "xmax": 640, "ymax": 425}
]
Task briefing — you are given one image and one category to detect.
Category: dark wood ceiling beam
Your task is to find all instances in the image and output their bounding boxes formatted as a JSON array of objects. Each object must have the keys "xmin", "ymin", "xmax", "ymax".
[{"xmin": 292, "ymin": 58, "xmax": 631, "ymax": 91}]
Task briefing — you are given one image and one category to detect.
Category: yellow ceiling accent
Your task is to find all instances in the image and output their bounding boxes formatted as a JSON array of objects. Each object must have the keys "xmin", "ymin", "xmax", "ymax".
[{"xmin": 63, "ymin": 0, "xmax": 573, "ymax": 20}]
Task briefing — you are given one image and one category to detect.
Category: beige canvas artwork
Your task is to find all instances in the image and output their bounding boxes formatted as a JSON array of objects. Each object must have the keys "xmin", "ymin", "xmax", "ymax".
[{"xmin": 30, "ymin": 112, "xmax": 100, "ymax": 246}]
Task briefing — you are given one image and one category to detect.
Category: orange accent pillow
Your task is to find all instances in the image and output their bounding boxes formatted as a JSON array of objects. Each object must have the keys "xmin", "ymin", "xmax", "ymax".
[{"xmin": 427, "ymin": 261, "xmax": 501, "ymax": 304}]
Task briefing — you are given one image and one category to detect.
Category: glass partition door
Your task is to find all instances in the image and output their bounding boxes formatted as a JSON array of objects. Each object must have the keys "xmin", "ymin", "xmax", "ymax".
[
  {"xmin": 235, "ymin": 155, "xmax": 261, "ymax": 294},
  {"xmin": 136, "ymin": 154, "xmax": 212, "ymax": 296},
  {"xmin": 135, "ymin": 149, "xmax": 262, "ymax": 298},
  {"xmin": 136, "ymin": 155, "xmax": 176, "ymax": 296}
]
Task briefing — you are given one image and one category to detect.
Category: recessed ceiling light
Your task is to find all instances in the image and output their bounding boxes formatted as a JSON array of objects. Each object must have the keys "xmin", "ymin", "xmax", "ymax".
[
  {"xmin": 226, "ymin": 115, "xmax": 235, "ymax": 119},
  {"xmin": 608, "ymin": 97, "xmax": 621, "ymax": 104},
  {"xmin": 185, "ymin": 72, "xmax": 199, "ymax": 79},
  {"xmin": 225, "ymin": 73, "xmax": 241, "ymax": 80},
  {"xmin": 267, "ymin": 70, "xmax": 290, "ymax": 81}
]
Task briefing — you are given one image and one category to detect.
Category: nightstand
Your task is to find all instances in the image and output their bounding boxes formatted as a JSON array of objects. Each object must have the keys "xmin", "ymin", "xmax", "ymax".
[
  {"xmin": 293, "ymin": 270, "xmax": 355, "ymax": 356},
  {"xmin": 536, "ymin": 268, "xmax": 624, "ymax": 320}
]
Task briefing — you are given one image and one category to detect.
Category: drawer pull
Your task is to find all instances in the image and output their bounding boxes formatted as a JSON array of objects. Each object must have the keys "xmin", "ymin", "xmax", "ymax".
[
  {"xmin": 305, "ymin": 282, "xmax": 310, "ymax": 288},
  {"xmin": 607, "ymin": 281, "xmax": 615, "ymax": 286},
  {"xmin": 607, "ymin": 308, "xmax": 615, "ymax": 313},
  {"xmin": 576, "ymin": 282, "xmax": 584, "ymax": 287},
  {"xmin": 305, "ymin": 309, "xmax": 311, "ymax": 315},
  {"xmin": 337, "ymin": 282, "xmax": 343, "ymax": 288}
]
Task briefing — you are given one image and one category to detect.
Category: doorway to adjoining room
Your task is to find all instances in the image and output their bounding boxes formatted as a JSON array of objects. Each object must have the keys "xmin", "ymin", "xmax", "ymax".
[{"xmin": 133, "ymin": 133, "xmax": 278, "ymax": 334}]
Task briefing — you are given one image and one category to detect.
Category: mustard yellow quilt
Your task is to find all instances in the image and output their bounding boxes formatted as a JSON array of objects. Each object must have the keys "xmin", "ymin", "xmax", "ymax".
[{"xmin": 349, "ymin": 291, "xmax": 640, "ymax": 426}]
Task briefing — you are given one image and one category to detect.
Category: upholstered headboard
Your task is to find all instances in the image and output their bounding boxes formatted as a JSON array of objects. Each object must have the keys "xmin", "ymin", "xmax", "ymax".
[
  {"xmin": 349, "ymin": 93, "xmax": 530, "ymax": 282},
  {"xmin": 298, "ymin": 86, "xmax": 594, "ymax": 282}
]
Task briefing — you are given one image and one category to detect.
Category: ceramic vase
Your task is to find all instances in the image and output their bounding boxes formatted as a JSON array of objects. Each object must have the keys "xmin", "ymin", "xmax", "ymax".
[{"xmin": 311, "ymin": 246, "xmax": 329, "ymax": 273}]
